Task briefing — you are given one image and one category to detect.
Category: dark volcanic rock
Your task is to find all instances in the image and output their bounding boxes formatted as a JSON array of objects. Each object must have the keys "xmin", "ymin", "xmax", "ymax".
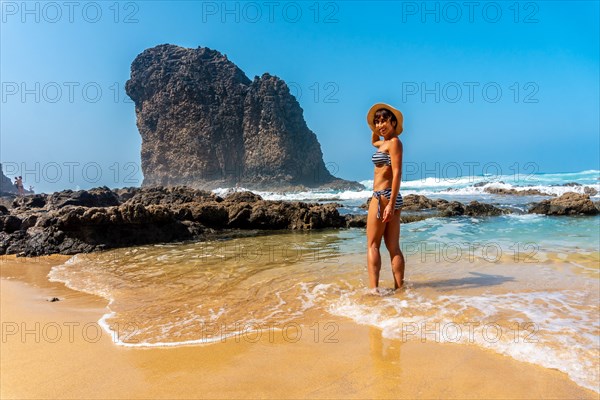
[
  {"xmin": 402, "ymin": 194, "xmax": 439, "ymax": 211},
  {"xmin": 464, "ymin": 201, "xmax": 505, "ymax": 216},
  {"xmin": 529, "ymin": 192, "xmax": 599, "ymax": 215},
  {"xmin": 0, "ymin": 215, "xmax": 22, "ymax": 233},
  {"xmin": 558, "ymin": 182, "xmax": 581, "ymax": 187},
  {"xmin": 437, "ymin": 201, "xmax": 465, "ymax": 217},
  {"xmin": 1, "ymin": 186, "xmax": 349, "ymax": 256},
  {"xmin": 242, "ymin": 73, "xmax": 346, "ymax": 189},
  {"xmin": 222, "ymin": 190, "xmax": 263, "ymax": 203},
  {"xmin": 0, "ymin": 163, "xmax": 17, "ymax": 195},
  {"xmin": 484, "ymin": 187, "xmax": 553, "ymax": 196},
  {"xmin": 13, "ymin": 194, "xmax": 46, "ymax": 209},
  {"xmin": 225, "ymin": 200, "xmax": 344, "ymax": 230},
  {"xmin": 121, "ymin": 186, "xmax": 216, "ymax": 206},
  {"xmin": 5, "ymin": 186, "xmax": 594, "ymax": 257},
  {"xmin": 344, "ymin": 214, "xmax": 367, "ymax": 228},
  {"xmin": 363, "ymin": 195, "xmax": 507, "ymax": 218},
  {"xmin": 125, "ymin": 44, "xmax": 362, "ymax": 192},
  {"xmin": 474, "ymin": 180, "xmax": 505, "ymax": 187},
  {"xmin": 45, "ymin": 187, "xmax": 120, "ymax": 209}
]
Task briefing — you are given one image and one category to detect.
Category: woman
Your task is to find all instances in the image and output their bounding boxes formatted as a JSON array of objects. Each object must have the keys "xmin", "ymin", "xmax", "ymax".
[{"xmin": 366, "ymin": 103, "xmax": 405, "ymax": 292}]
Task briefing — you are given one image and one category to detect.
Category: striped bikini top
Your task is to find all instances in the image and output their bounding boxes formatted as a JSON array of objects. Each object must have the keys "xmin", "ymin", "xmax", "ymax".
[{"xmin": 372, "ymin": 151, "xmax": 391, "ymax": 166}]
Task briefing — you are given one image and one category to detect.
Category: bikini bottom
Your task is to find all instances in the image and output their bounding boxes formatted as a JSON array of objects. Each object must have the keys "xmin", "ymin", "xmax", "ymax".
[{"xmin": 372, "ymin": 188, "xmax": 403, "ymax": 219}]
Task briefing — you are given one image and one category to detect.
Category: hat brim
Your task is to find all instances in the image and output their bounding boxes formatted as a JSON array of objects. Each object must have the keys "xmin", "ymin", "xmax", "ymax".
[{"xmin": 367, "ymin": 103, "xmax": 403, "ymax": 135}]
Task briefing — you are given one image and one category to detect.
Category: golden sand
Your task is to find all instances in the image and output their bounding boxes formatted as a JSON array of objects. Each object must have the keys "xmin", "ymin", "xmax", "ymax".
[{"xmin": 1, "ymin": 255, "xmax": 597, "ymax": 399}]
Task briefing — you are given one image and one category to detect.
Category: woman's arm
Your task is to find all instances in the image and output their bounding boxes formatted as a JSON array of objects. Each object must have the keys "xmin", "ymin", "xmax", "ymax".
[{"xmin": 372, "ymin": 131, "xmax": 383, "ymax": 148}]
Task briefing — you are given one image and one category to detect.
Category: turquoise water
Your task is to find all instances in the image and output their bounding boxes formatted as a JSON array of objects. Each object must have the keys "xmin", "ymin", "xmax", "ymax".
[{"xmin": 337, "ymin": 214, "xmax": 600, "ymax": 258}]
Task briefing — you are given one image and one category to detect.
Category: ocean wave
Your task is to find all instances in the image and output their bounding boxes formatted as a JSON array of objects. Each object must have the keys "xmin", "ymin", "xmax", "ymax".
[{"xmin": 210, "ymin": 170, "xmax": 599, "ymax": 203}]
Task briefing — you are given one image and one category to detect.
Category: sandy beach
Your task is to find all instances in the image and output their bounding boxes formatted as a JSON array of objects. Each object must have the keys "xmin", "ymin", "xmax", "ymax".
[{"xmin": 1, "ymin": 255, "xmax": 597, "ymax": 399}]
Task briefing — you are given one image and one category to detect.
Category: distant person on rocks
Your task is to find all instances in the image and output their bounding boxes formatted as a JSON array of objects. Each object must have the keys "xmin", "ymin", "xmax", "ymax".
[
  {"xmin": 16, "ymin": 176, "xmax": 25, "ymax": 196},
  {"xmin": 366, "ymin": 103, "xmax": 406, "ymax": 293}
]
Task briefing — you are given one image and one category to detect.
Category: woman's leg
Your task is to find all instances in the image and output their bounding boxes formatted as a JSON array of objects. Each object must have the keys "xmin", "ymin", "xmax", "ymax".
[
  {"xmin": 367, "ymin": 196, "xmax": 387, "ymax": 288},
  {"xmin": 383, "ymin": 209, "xmax": 405, "ymax": 289}
]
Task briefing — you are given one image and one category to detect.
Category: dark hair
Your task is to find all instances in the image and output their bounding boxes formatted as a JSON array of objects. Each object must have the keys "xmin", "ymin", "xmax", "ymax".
[{"xmin": 373, "ymin": 108, "xmax": 397, "ymax": 126}]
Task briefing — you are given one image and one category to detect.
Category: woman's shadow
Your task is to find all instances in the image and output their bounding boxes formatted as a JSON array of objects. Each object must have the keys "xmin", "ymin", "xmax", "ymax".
[{"xmin": 409, "ymin": 271, "xmax": 514, "ymax": 291}]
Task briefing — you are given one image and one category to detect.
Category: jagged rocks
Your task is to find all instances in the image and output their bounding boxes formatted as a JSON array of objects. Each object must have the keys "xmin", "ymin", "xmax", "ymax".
[
  {"xmin": 0, "ymin": 215, "xmax": 22, "ymax": 233},
  {"xmin": 529, "ymin": 192, "xmax": 599, "ymax": 215},
  {"xmin": 436, "ymin": 200, "xmax": 465, "ymax": 217},
  {"xmin": 464, "ymin": 201, "xmax": 506, "ymax": 217},
  {"xmin": 3, "ymin": 186, "xmax": 596, "ymax": 256},
  {"xmin": 0, "ymin": 163, "xmax": 18, "ymax": 195},
  {"xmin": 401, "ymin": 194, "xmax": 439, "ymax": 211},
  {"xmin": 344, "ymin": 214, "xmax": 367, "ymax": 228},
  {"xmin": 0, "ymin": 187, "xmax": 347, "ymax": 256},
  {"xmin": 484, "ymin": 187, "xmax": 552, "ymax": 196}
]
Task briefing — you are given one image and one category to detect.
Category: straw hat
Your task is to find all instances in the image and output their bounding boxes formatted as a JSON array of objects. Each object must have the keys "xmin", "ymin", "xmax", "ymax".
[{"xmin": 367, "ymin": 103, "xmax": 403, "ymax": 135}]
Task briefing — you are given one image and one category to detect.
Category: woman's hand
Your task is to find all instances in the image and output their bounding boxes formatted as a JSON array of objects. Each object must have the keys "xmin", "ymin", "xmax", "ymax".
[{"xmin": 382, "ymin": 203, "xmax": 394, "ymax": 223}]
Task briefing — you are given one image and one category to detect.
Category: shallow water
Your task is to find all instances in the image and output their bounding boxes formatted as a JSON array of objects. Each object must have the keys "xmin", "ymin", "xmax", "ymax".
[
  {"xmin": 49, "ymin": 213, "xmax": 599, "ymax": 393},
  {"xmin": 46, "ymin": 169, "xmax": 600, "ymax": 393}
]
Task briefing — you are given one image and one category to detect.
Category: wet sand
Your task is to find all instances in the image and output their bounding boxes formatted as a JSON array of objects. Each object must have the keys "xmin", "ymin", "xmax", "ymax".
[{"xmin": 1, "ymin": 255, "xmax": 597, "ymax": 399}]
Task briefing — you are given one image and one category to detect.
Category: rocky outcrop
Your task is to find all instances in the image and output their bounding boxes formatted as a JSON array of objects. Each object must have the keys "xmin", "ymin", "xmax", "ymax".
[
  {"xmin": 436, "ymin": 200, "xmax": 466, "ymax": 217},
  {"xmin": 401, "ymin": 194, "xmax": 439, "ymax": 210},
  {"xmin": 125, "ymin": 44, "xmax": 362, "ymax": 192},
  {"xmin": 4, "ymin": 186, "xmax": 596, "ymax": 256},
  {"xmin": 484, "ymin": 187, "xmax": 552, "ymax": 196},
  {"xmin": 342, "ymin": 213, "xmax": 432, "ymax": 228},
  {"xmin": 359, "ymin": 195, "xmax": 506, "ymax": 219},
  {"xmin": 464, "ymin": 201, "xmax": 507, "ymax": 216},
  {"xmin": 0, "ymin": 186, "xmax": 348, "ymax": 256},
  {"xmin": 528, "ymin": 192, "xmax": 599, "ymax": 215},
  {"xmin": 0, "ymin": 164, "xmax": 16, "ymax": 195}
]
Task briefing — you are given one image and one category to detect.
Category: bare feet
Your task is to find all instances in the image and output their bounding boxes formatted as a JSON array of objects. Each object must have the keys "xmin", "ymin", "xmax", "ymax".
[{"xmin": 366, "ymin": 287, "xmax": 395, "ymax": 297}]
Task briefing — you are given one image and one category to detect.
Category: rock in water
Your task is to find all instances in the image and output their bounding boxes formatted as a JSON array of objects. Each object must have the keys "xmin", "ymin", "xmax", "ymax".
[
  {"xmin": 529, "ymin": 192, "xmax": 599, "ymax": 215},
  {"xmin": 125, "ymin": 44, "xmax": 362, "ymax": 192}
]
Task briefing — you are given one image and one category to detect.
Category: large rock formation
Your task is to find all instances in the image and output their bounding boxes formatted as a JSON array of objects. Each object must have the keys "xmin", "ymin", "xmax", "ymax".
[
  {"xmin": 125, "ymin": 44, "xmax": 362, "ymax": 191},
  {"xmin": 0, "ymin": 164, "xmax": 17, "ymax": 195}
]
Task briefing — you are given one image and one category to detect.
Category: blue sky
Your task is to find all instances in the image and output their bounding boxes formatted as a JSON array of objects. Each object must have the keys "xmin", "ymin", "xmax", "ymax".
[{"xmin": 1, "ymin": 0, "xmax": 598, "ymax": 193}]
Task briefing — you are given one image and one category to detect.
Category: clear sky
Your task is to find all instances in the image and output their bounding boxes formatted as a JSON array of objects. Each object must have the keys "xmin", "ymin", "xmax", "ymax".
[{"xmin": 1, "ymin": 0, "xmax": 599, "ymax": 193}]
